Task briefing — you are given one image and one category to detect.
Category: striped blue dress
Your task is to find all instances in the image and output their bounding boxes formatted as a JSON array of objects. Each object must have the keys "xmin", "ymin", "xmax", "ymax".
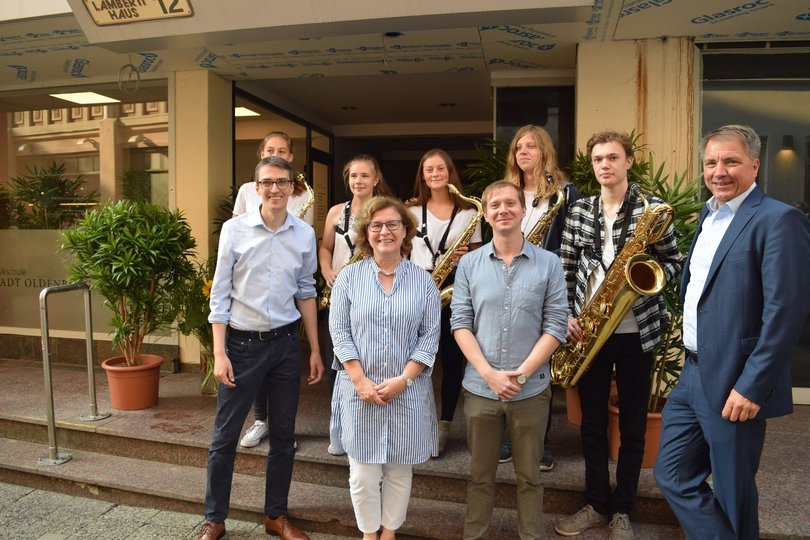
[{"xmin": 329, "ymin": 257, "xmax": 440, "ymax": 464}]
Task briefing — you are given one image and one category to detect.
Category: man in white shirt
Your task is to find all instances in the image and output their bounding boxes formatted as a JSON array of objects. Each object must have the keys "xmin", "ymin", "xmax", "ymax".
[{"xmin": 197, "ymin": 156, "xmax": 323, "ymax": 540}]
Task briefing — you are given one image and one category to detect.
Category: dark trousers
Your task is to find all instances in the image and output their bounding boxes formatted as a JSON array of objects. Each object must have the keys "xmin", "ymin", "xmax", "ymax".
[
  {"xmin": 654, "ymin": 357, "xmax": 765, "ymax": 539},
  {"xmin": 578, "ymin": 332, "xmax": 652, "ymax": 516},
  {"xmin": 439, "ymin": 305, "xmax": 464, "ymax": 421},
  {"xmin": 204, "ymin": 325, "xmax": 302, "ymax": 522}
]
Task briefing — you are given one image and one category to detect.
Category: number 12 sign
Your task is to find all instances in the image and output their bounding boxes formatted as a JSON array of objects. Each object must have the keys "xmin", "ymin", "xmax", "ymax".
[{"xmin": 82, "ymin": 0, "xmax": 194, "ymax": 26}]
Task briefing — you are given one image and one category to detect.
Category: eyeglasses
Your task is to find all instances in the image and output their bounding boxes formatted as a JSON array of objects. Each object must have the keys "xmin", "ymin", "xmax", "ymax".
[
  {"xmin": 257, "ymin": 179, "xmax": 291, "ymax": 189},
  {"xmin": 368, "ymin": 220, "xmax": 402, "ymax": 232}
]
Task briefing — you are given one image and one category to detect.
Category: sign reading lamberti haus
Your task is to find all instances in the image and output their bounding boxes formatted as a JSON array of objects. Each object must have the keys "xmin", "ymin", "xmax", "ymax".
[{"xmin": 82, "ymin": 0, "xmax": 193, "ymax": 26}]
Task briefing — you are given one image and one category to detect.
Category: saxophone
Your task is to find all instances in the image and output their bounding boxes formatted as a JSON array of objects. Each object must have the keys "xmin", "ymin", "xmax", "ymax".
[
  {"xmin": 526, "ymin": 178, "xmax": 566, "ymax": 247},
  {"xmin": 318, "ymin": 248, "xmax": 365, "ymax": 310},
  {"xmin": 294, "ymin": 172, "xmax": 315, "ymax": 220},
  {"xmin": 432, "ymin": 184, "xmax": 483, "ymax": 308},
  {"xmin": 550, "ymin": 193, "xmax": 675, "ymax": 388}
]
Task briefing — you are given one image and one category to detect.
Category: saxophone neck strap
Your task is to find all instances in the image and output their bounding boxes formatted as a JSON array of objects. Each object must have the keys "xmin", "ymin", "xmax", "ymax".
[
  {"xmin": 335, "ymin": 201, "xmax": 355, "ymax": 254},
  {"xmin": 420, "ymin": 203, "xmax": 459, "ymax": 268},
  {"xmin": 593, "ymin": 194, "xmax": 635, "ymax": 270}
]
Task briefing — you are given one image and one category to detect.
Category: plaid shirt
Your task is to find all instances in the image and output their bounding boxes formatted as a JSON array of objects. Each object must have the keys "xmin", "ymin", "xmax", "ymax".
[{"xmin": 559, "ymin": 183, "xmax": 684, "ymax": 352}]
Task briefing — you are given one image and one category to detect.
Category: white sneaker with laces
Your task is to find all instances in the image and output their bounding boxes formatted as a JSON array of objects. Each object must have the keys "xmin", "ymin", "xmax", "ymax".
[{"xmin": 240, "ymin": 420, "xmax": 269, "ymax": 447}]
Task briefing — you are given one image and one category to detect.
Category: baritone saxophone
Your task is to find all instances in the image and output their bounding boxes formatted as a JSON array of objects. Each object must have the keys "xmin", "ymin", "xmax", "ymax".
[{"xmin": 550, "ymin": 193, "xmax": 675, "ymax": 388}]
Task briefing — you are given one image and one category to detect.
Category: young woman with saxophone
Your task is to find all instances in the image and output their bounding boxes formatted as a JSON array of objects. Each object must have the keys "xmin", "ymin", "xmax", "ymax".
[
  {"xmin": 321, "ymin": 155, "xmax": 391, "ymax": 456},
  {"xmin": 499, "ymin": 125, "xmax": 582, "ymax": 467},
  {"xmin": 406, "ymin": 148, "xmax": 482, "ymax": 456}
]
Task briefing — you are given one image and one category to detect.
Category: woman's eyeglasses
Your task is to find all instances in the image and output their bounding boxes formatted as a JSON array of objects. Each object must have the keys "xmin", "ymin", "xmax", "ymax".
[
  {"xmin": 257, "ymin": 179, "xmax": 291, "ymax": 189},
  {"xmin": 368, "ymin": 220, "xmax": 402, "ymax": 232}
]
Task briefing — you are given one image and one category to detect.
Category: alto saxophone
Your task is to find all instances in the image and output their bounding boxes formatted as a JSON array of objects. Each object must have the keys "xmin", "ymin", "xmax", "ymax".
[
  {"xmin": 294, "ymin": 172, "xmax": 315, "ymax": 220},
  {"xmin": 550, "ymin": 193, "xmax": 675, "ymax": 388},
  {"xmin": 432, "ymin": 184, "xmax": 483, "ymax": 308},
  {"xmin": 526, "ymin": 178, "xmax": 566, "ymax": 247},
  {"xmin": 318, "ymin": 248, "xmax": 365, "ymax": 310}
]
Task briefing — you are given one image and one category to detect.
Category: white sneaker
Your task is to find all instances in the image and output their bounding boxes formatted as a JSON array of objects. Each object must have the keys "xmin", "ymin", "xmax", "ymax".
[
  {"xmin": 240, "ymin": 420, "xmax": 268, "ymax": 447},
  {"xmin": 327, "ymin": 444, "xmax": 345, "ymax": 456}
]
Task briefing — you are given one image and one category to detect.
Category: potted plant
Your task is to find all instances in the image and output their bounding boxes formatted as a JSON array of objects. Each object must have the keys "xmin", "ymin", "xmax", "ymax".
[
  {"xmin": 61, "ymin": 200, "xmax": 196, "ymax": 409},
  {"xmin": 600, "ymin": 150, "xmax": 703, "ymax": 467},
  {"xmin": 176, "ymin": 256, "xmax": 217, "ymax": 395}
]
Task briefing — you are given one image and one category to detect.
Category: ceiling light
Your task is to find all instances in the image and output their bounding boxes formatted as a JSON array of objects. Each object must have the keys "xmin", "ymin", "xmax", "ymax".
[
  {"xmin": 234, "ymin": 106, "xmax": 260, "ymax": 117},
  {"xmin": 50, "ymin": 92, "xmax": 120, "ymax": 105},
  {"xmin": 438, "ymin": 102, "xmax": 456, "ymax": 108},
  {"xmin": 384, "ymin": 32, "xmax": 404, "ymax": 38},
  {"xmin": 341, "ymin": 106, "xmax": 358, "ymax": 111}
]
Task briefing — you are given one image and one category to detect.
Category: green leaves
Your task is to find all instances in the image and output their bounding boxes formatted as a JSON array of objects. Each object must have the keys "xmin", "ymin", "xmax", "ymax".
[
  {"xmin": 8, "ymin": 162, "xmax": 98, "ymax": 229},
  {"xmin": 61, "ymin": 200, "xmax": 196, "ymax": 366}
]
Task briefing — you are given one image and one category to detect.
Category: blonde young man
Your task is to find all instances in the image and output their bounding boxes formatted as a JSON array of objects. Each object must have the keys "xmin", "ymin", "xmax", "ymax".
[{"xmin": 451, "ymin": 180, "xmax": 568, "ymax": 539}]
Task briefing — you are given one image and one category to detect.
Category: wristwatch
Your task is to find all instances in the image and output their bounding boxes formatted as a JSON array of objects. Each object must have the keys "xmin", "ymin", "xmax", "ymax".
[
  {"xmin": 401, "ymin": 375, "xmax": 414, "ymax": 387},
  {"xmin": 516, "ymin": 373, "xmax": 527, "ymax": 385}
]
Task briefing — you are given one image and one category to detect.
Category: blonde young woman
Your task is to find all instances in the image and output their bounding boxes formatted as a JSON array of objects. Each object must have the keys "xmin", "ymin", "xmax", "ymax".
[
  {"xmin": 406, "ymin": 148, "xmax": 482, "ymax": 455},
  {"xmin": 500, "ymin": 124, "xmax": 581, "ymax": 467},
  {"xmin": 321, "ymin": 155, "xmax": 391, "ymax": 456}
]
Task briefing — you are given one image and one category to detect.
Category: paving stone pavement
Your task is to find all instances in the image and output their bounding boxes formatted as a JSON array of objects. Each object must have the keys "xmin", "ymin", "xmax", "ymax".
[{"xmin": 0, "ymin": 481, "xmax": 352, "ymax": 540}]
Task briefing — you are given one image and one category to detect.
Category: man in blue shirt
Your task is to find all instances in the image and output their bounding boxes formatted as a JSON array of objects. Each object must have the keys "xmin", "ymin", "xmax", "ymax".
[
  {"xmin": 451, "ymin": 180, "xmax": 568, "ymax": 539},
  {"xmin": 197, "ymin": 156, "xmax": 323, "ymax": 540}
]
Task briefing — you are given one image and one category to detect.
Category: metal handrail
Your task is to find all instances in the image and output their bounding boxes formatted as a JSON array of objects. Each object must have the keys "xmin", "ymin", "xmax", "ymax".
[{"xmin": 38, "ymin": 282, "xmax": 110, "ymax": 466}]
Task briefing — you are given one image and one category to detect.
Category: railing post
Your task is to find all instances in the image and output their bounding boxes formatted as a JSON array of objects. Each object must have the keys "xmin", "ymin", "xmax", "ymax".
[{"xmin": 37, "ymin": 282, "xmax": 110, "ymax": 467}]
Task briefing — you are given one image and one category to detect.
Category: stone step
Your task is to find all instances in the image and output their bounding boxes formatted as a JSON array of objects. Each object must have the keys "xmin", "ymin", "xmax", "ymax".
[
  {"xmin": 0, "ymin": 414, "xmax": 674, "ymax": 523},
  {"xmin": 0, "ymin": 437, "xmax": 684, "ymax": 539}
]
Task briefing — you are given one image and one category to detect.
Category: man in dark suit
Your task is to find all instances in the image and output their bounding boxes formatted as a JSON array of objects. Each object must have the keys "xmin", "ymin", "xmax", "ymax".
[{"xmin": 654, "ymin": 125, "xmax": 810, "ymax": 539}]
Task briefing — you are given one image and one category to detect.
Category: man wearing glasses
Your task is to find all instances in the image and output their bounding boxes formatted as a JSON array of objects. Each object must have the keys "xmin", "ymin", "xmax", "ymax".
[{"xmin": 198, "ymin": 156, "xmax": 323, "ymax": 540}]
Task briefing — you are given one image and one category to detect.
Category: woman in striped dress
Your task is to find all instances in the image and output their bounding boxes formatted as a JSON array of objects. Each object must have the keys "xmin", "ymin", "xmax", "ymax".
[{"xmin": 329, "ymin": 197, "xmax": 440, "ymax": 540}]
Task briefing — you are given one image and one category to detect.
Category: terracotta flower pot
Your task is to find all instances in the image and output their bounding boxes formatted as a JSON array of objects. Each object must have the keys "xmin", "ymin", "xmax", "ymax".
[
  {"xmin": 565, "ymin": 381, "xmax": 617, "ymax": 426},
  {"xmin": 565, "ymin": 387, "xmax": 582, "ymax": 426},
  {"xmin": 101, "ymin": 354, "xmax": 163, "ymax": 410},
  {"xmin": 607, "ymin": 394, "xmax": 664, "ymax": 469}
]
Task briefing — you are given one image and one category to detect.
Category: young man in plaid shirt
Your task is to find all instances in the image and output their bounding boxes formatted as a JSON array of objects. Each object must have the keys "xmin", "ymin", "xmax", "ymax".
[{"xmin": 555, "ymin": 131, "xmax": 683, "ymax": 539}]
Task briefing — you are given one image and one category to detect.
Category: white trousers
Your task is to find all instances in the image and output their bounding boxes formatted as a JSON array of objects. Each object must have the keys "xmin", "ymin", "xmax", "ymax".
[{"xmin": 348, "ymin": 458, "xmax": 413, "ymax": 533}]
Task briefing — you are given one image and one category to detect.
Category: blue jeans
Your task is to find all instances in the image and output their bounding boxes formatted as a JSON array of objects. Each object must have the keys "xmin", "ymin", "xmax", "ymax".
[{"xmin": 204, "ymin": 324, "xmax": 302, "ymax": 522}]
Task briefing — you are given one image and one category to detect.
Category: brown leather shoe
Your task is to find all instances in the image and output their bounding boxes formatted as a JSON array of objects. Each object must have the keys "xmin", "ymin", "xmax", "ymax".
[
  {"xmin": 264, "ymin": 515, "xmax": 309, "ymax": 540},
  {"xmin": 197, "ymin": 520, "xmax": 225, "ymax": 540}
]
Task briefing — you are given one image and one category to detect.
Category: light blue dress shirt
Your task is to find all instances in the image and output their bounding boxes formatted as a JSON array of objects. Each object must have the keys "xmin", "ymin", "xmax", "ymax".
[
  {"xmin": 208, "ymin": 207, "xmax": 317, "ymax": 330},
  {"xmin": 450, "ymin": 241, "xmax": 568, "ymax": 400},
  {"xmin": 330, "ymin": 257, "xmax": 440, "ymax": 464},
  {"xmin": 683, "ymin": 182, "xmax": 757, "ymax": 351}
]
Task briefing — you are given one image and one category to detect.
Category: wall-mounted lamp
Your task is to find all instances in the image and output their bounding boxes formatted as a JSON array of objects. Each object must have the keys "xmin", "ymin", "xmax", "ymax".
[
  {"xmin": 17, "ymin": 144, "xmax": 27, "ymax": 152},
  {"xmin": 77, "ymin": 137, "xmax": 99, "ymax": 148},
  {"xmin": 128, "ymin": 134, "xmax": 155, "ymax": 146},
  {"xmin": 782, "ymin": 135, "xmax": 794, "ymax": 150}
]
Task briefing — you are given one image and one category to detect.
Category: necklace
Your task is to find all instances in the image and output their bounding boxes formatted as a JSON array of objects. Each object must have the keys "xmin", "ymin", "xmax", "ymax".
[{"xmin": 376, "ymin": 257, "xmax": 401, "ymax": 276}]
